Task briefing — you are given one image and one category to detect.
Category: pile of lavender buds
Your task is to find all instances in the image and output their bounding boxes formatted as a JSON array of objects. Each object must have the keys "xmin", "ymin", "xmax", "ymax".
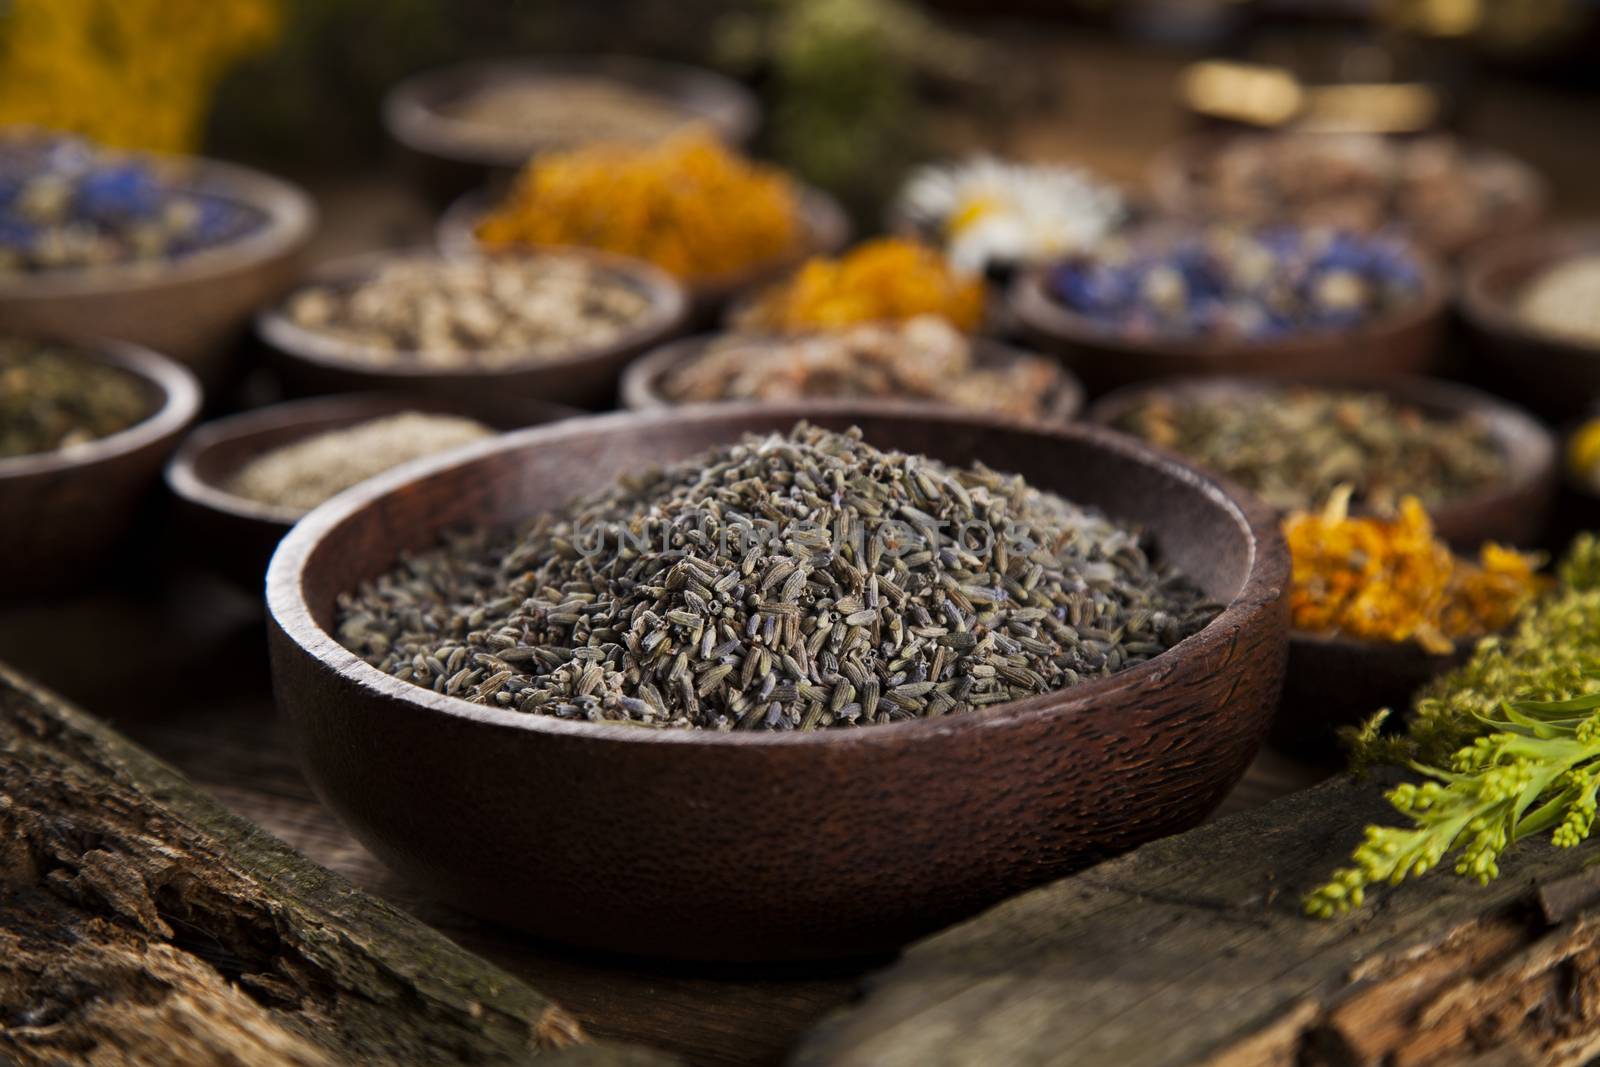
[
  {"xmin": 0, "ymin": 135, "xmax": 265, "ymax": 274},
  {"xmin": 1046, "ymin": 226, "xmax": 1425, "ymax": 341}
]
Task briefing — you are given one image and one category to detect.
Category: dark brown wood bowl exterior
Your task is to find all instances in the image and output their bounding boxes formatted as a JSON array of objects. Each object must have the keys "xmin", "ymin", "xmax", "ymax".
[
  {"xmin": 1009, "ymin": 257, "xmax": 1448, "ymax": 397},
  {"xmin": 1146, "ymin": 132, "xmax": 1548, "ymax": 261},
  {"xmin": 266, "ymin": 404, "xmax": 1290, "ymax": 961},
  {"xmin": 382, "ymin": 55, "xmax": 761, "ymax": 207},
  {"xmin": 0, "ymin": 341, "xmax": 201, "ymax": 596},
  {"xmin": 437, "ymin": 185, "xmax": 851, "ymax": 327},
  {"xmin": 618, "ymin": 332, "xmax": 1086, "ymax": 426},
  {"xmin": 164, "ymin": 392, "xmax": 576, "ymax": 594},
  {"xmin": 257, "ymin": 247, "xmax": 689, "ymax": 408},
  {"xmin": 1460, "ymin": 224, "xmax": 1600, "ymax": 422},
  {"xmin": 1087, "ymin": 375, "xmax": 1557, "ymax": 550},
  {"xmin": 0, "ymin": 158, "xmax": 315, "ymax": 390},
  {"xmin": 1273, "ymin": 630, "xmax": 1472, "ymax": 765}
]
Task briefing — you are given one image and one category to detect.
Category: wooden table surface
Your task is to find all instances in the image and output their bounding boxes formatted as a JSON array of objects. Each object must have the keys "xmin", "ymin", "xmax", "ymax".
[{"xmin": 0, "ymin": 565, "xmax": 1324, "ymax": 1067}]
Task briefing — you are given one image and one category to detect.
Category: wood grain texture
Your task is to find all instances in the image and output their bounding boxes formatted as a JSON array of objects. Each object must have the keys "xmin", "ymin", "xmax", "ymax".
[
  {"xmin": 0, "ymin": 660, "xmax": 672, "ymax": 1067},
  {"xmin": 796, "ymin": 773, "xmax": 1600, "ymax": 1067}
]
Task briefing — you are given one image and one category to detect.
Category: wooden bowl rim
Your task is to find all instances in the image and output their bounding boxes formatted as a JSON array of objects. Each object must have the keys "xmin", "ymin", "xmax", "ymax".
[
  {"xmin": 1145, "ymin": 130, "xmax": 1550, "ymax": 252},
  {"xmin": 1008, "ymin": 235, "xmax": 1448, "ymax": 361},
  {"xmin": 1086, "ymin": 372, "xmax": 1556, "ymax": 532},
  {"xmin": 436, "ymin": 184, "xmax": 851, "ymax": 303},
  {"xmin": 256, "ymin": 246, "xmax": 689, "ymax": 381},
  {"xmin": 165, "ymin": 391, "xmax": 579, "ymax": 528},
  {"xmin": 619, "ymin": 330, "xmax": 1087, "ymax": 425},
  {"xmin": 382, "ymin": 53, "xmax": 760, "ymax": 169},
  {"xmin": 1459, "ymin": 222, "xmax": 1600, "ymax": 359},
  {"xmin": 0, "ymin": 338, "xmax": 201, "ymax": 478},
  {"xmin": 0, "ymin": 155, "xmax": 316, "ymax": 299},
  {"xmin": 266, "ymin": 403, "xmax": 1288, "ymax": 749}
]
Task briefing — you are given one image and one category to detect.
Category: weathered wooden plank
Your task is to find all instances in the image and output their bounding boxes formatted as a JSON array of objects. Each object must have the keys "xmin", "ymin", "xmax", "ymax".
[
  {"xmin": 0, "ymin": 660, "xmax": 673, "ymax": 1067},
  {"xmin": 797, "ymin": 773, "xmax": 1600, "ymax": 1067}
]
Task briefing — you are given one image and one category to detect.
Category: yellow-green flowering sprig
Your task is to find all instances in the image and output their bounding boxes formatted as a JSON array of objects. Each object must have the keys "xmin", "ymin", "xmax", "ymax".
[{"xmin": 1307, "ymin": 688, "xmax": 1600, "ymax": 918}]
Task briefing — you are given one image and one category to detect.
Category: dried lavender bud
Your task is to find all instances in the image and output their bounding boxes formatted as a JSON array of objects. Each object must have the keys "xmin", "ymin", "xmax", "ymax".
[{"xmin": 337, "ymin": 422, "xmax": 1220, "ymax": 731}]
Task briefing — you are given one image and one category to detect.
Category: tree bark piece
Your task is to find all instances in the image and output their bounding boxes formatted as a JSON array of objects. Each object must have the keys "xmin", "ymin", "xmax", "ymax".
[
  {"xmin": 797, "ymin": 774, "xmax": 1600, "ymax": 1067},
  {"xmin": 0, "ymin": 661, "xmax": 674, "ymax": 1067}
]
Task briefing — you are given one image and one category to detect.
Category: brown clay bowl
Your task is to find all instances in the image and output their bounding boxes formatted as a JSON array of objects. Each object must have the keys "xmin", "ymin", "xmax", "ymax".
[
  {"xmin": 1273, "ymin": 630, "xmax": 1474, "ymax": 765},
  {"xmin": 0, "ymin": 339, "xmax": 201, "ymax": 596},
  {"xmin": 619, "ymin": 332, "xmax": 1086, "ymax": 426},
  {"xmin": 1008, "ymin": 250, "xmax": 1448, "ymax": 397},
  {"xmin": 266, "ymin": 404, "xmax": 1289, "ymax": 961},
  {"xmin": 164, "ymin": 392, "xmax": 576, "ymax": 594},
  {"xmin": 1086, "ymin": 375, "xmax": 1557, "ymax": 549},
  {"xmin": 1147, "ymin": 132, "xmax": 1547, "ymax": 260},
  {"xmin": 382, "ymin": 55, "xmax": 760, "ymax": 206},
  {"xmin": 0, "ymin": 157, "xmax": 315, "ymax": 390},
  {"xmin": 257, "ymin": 248, "xmax": 689, "ymax": 408},
  {"xmin": 1460, "ymin": 224, "xmax": 1600, "ymax": 422},
  {"xmin": 437, "ymin": 185, "xmax": 851, "ymax": 326}
]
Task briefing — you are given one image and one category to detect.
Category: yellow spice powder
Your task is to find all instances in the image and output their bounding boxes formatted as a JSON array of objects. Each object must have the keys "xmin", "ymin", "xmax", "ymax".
[
  {"xmin": 474, "ymin": 131, "xmax": 801, "ymax": 281},
  {"xmin": 1285, "ymin": 490, "xmax": 1544, "ymax": 653}
]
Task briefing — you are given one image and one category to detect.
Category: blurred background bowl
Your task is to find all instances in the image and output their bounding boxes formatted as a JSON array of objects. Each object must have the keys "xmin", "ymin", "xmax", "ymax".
[
  {"xmin": 166, "ymin": 390, "xmax": 576, "ymax": 593},
  {"xmin": 0, "ymin": 339, "xmax": 200, "ymax": 597},
  {"xmin": 382, "ymin": 54, "xmax": 761, "ymax": 207},
  {"xmin": 0, "ymin": 157, "xmax": 315, "ymax": 392}
]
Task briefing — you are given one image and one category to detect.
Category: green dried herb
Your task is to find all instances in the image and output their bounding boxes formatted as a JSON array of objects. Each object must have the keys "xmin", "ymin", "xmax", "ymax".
[
  {"xmin": 1116, "ymin": 387, "xmax": 1507, "ymax": 516},
  {"xmin": 0, "ymin": 340, "xmax": 151, "ymax": 460},
  {"xmin": 1307, "ymin": 535, "xmax": 1600, "ymax": 917}
]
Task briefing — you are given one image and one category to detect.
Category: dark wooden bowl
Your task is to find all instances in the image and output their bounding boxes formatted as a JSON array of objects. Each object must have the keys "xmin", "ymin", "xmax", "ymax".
[
  {"xmin": 1146, "ymin": 132, "xmax": 1548, "ymax": 260},
  {"xmin": 382, "ymin": 55, "xmax": 761, "ymax": 207},
  {"xmin": 0, "ymin": 158, "xmax": 315, "ymax": 390},
  {"xmin": 266, "ymin": 404, "xmax": 1289, "ymax": 961},
  {"xmin": 258, "ymin": 248, "xmax": 689, "ymax": 408},
  {"xmin": 164, "ymin": 392, "xmax": 576, "ymax": 595},
  {"xmin": 1009, "ymin": 249, "xmax": 1448, "ymax": 396},
  {"xmin": 1460, "ymin": 224, "xmax": 1600, "ymax": 422},
  {"xmin": 1086, "ymin": 375, "xmax": 1558, "ymax": 549},
  {"xmin": 1272, "ymin": 630, "xmax": 1473, "ymax": 765},
  {"xmin": 0, "ymin": 340, "xmax": 201, "ymax": 596},
  {"xmin": 620, "ymin": 332, "xmax": 1086, "ymax": 426},
  {"xmin": 437, "ymin": 185, "xmax": 851, "ymax": 326}
]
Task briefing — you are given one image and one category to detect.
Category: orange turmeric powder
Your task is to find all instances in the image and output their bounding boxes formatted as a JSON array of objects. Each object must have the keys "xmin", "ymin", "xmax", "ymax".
[{"xmin": 1285, "ymin": 489, "xmax": 1544, "ymax": 653}]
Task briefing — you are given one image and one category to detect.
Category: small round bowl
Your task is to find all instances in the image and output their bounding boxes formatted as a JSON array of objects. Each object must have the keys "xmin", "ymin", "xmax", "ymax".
[
  {"xmin": 0, "ymin": 340, "xmax": 201, "ymax": 596},
  {"xmin": 383, "ymin": 55, "xmax": 761, "ymax": 206},
  {"xmin": 266, "ymin": 404, "xmax": 1289, "ymax": 961},
  {"xmin": 1009, "ymin": 253, "xmax": 1448, "ymax": 396},
  {"xmin": 620, "ymin": 332, "xmax": 1086, "ymax": 425},
  {"xmin": 0, "ymin": 157, "xmax": 315, "ymax": 390},
  {"xmin": 437, "ymin": 185, "xmax": 851, "ymax": 326},
  {"xmin": 1460, "ymin": 224, "xmax": 1600, "ymax": 422},
  {"xmin": 257, "ymin": 247, "xmax": 689, "ymax": 408},
  {"xmin": 1087, "ymin": 375, "xmax": 1558, "ymax": 549},
  {"xmin": 165, "ymin": 392, "xmax": 576, "ymax": 594},
  {"xmin": 1147, "ymin": 132, "xmax": 1547, "ymax": 259},
  {"xmin": 1273, "ymin": 629, "xmax": 1474, "ymax": 764}
]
